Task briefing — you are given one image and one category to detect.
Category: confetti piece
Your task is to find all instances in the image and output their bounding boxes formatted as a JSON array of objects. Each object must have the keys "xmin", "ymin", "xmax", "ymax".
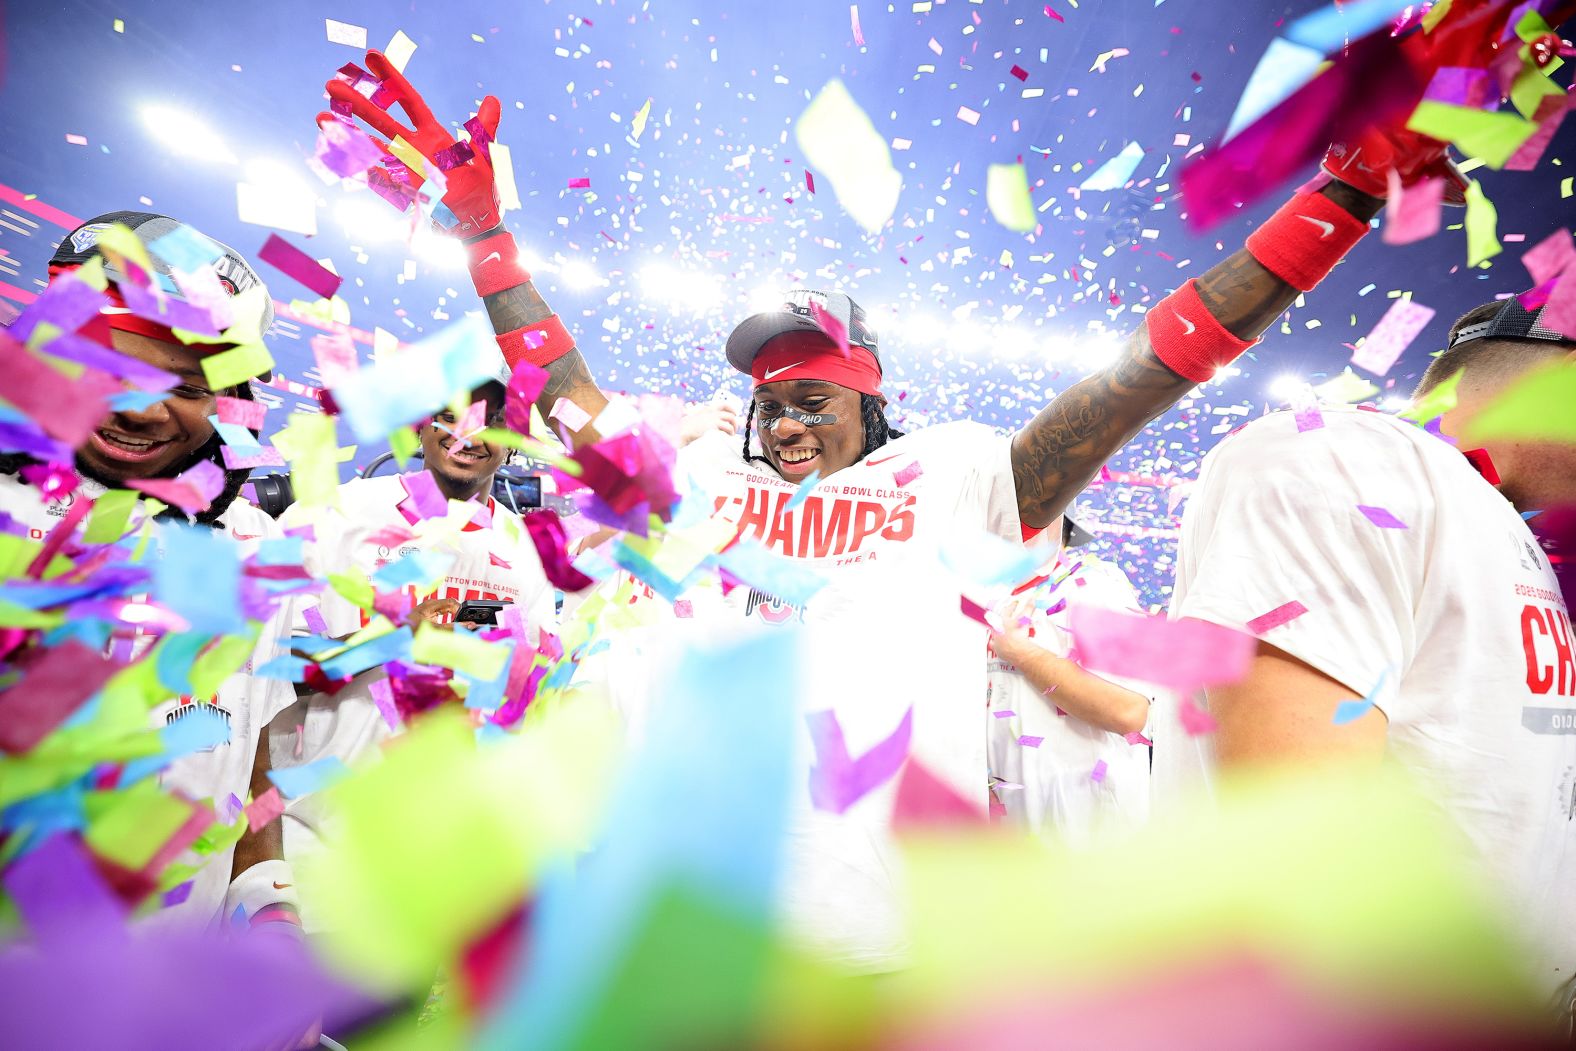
[
  {"xmin": 235, "ymin": 181, "xmax": 317, "ymax": 238},
  {"xmin": 324, "ymin": 17, "xmax": 367, "ymax": 48},
  {"xmin": 567, "ymin": 177, "xmax": 591, "ymax": 189},
  {"xmin": 201, "ymin": 343, "xmax": 275, "ymax": 390},
  {"xmin": 1519, "ymin": 228, "xmax": 1576, "ymax": 338},
  {"xmin": 893, "ymin": 461, "xmax": 924, "ymax": 487},
  {"xmin": 1017, "ymin": 735, "xmax": 1043, "ymax": 748},
  {"xmin": 795, "ymin": 79, "xmax": 902, "ymax": 233},
  {"xmin": 384, "ymin": 29, "xmax": 418, "ymax": 73},
  {"xmin": 1350, "ymin": 299, "xmax": 1436, "ymax": 377},
  {"xmin": 985, "ymin": 163, "xmax": 1036, "ymax": 233},
  {"xmin": 551, "ymin": 397, "xmax": 593, "ymax": 433},
  {"xmin": 1462, "ymin": 360, "xmax": 1576, "ymax": 444},
  {"xmin": 1406, "ymin": 102, "xmax": 1539, "ymax": 170},
  {"xmin": 784, "ymin": 469, "xmax": 822, "ymax": 512},
  {"xmin": 153, "ymin": 523, "xmax": 244, "ymax": 635},
  {"xmin": 1069, "ymin": 606, "xmax": 1254, "ymax": 692},
  {"xmin": 411, "ymin": 622, "xmax": 512, "ymax": 681},
  {"xmin": 1178, "ymin": 695, "xmax": 1218, "ymax": 736},
  {"xmin": 1090, "ymin": 760, "xmax": 1108, "ymax": 783},
  {"xmin": 0, "ymin": 641, "xmax": 122, "ymax": 753},
  {"xmin": 1463, "ymin": 180, "xmax": 1502, "ymax": 267},
  {"xmin": 244, "ymin": 787, "xmax": 285, "ymax": 833},
  {"xmin": 630, "ymin": 97, "xmax": 653, "ymax": 140},
  {"xmin": 333, "ymin": 315, "xmax": 499, "ymax": 442},
  {"xmin": 1223, "ymin": 38, "xmax": 1325, "ymax": 141},
  {"xmin": 256, "ymin": 234, "xmax": 342, "ymax": 300},
  {"xmin": 1356, "ymin": 505, "xmax": 1408, "ymax": 529},
  {"xmin": 850, "ymin": 4, "xmax": 866, "ymax": 45},
  {"xmin": 1381, "ymin": 175, "xmax": 1444, "ymax": 245},
  {"xmin": 893, "ymin": 760, "xmax": 984, "ymax": 828},
  {"xmin": 1245, "ymin": 601, "xmax": 1309, "ymax": 635},
  {"xmin": 268, "ymin": 757, "xmax": 351, "ymax": 799},
  {"xmin": 1285, "ymin": 0, "xmax": 1418, "ymax": 52},
  {"xmin": 1078, "ymin": 141, "xmax": 1144, "ymax": 191},
  {"xmin": 806, "ymin": 705, "xmax": 913, "ymax": 814}
]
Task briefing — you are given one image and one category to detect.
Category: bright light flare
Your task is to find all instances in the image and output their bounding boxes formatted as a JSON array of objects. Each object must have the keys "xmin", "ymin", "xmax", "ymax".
[
  {"xmin": 558, "ymin": 258, "xmax": 605, "ymax": 290},
  {"xmin": 140, "ymin": 104, "xmax": 238, "ymax": 164},
  {"xmin": 638, "ymin": 263, "xmax": 723, "ymax": 313}
]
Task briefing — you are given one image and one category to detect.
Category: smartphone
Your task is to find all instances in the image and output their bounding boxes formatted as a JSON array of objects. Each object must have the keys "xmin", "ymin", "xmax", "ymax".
[{"xmin": 454, "ymin": 599, "xmax": 508, "ymax": 627}]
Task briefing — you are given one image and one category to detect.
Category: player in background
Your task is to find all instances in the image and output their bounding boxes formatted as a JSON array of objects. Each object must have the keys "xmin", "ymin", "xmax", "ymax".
[
  {"xmin": 268, "ymin": 363, "xmax": 556, "ymax": 931},
  {"xmin": 323, "ymin": 48, "xmax": 1455, "ymax": 967},
  {"xmin": 1155, "ymin": 296, "xmax": 1575, "ymax": 1016},
  {"xmin": 0, "ymin": 213, "xmax": 302, "ymax": 941},
  {"xmin": 987, "ymin": 518, "xmax": 1154, "ymax": 847}
]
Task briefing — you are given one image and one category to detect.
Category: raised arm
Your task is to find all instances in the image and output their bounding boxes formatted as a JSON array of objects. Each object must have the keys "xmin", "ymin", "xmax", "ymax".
[
  {"xmin": 322, "ymin": 50, "xmax": 608, "ymax": 447},
  {"xmin": 1011, "ymin": 179, "xmax": 1383, "ymax": 530}
]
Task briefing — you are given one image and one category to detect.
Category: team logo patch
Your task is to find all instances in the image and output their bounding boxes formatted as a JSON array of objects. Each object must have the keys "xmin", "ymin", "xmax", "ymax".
[{"xmin": 69, "ymin": 223, "xmax": 112, "ymax": 255}]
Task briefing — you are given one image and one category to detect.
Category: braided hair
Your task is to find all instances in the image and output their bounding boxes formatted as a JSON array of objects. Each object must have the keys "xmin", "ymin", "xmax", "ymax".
[{"xmin": 742, "ymin": 392, "xmax": 904, "ymax": 467}]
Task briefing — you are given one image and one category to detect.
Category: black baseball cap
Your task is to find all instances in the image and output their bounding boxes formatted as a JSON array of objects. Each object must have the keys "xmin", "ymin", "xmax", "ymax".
[
  {"xmin": 1449, "ymin": 297, "xmax": 1574, "ymax": 349},
  {"xmin": 725, "ymin": 289, "xmax": 881, "ymax": 375}
]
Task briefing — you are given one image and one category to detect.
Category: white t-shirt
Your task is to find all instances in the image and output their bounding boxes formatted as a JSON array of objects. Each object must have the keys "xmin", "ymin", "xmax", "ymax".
[
  {"xmin": 987, "ymin": 554, "xmax": 1152, "ymax": 847},
  {"xmin": 607, "ymin": 421, "xmax": 1021, "ymax": 969},
  {"xmin": 0, "ymin": 474, "xmax": 296, "ymax": 927},
  {"xmin": 268, "ymin": 472, "xmax": 555, "ymax": 921},
  {"xmin": 1156, "ymin": 408, "xmax": 1576, "ymax": 990}
]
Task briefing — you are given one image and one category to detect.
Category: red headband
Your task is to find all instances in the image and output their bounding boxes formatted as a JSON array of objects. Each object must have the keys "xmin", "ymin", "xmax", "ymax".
[
  {"xmin": 47, "ymin": 263, "xmax": 202, "ymax": 349},
  {"xmin": 750, "ymin": 338, "xmax": 883, "ymax": 397}
]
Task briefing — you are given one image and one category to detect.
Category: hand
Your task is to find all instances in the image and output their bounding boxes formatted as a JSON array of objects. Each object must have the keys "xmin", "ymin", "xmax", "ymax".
[
  {"xmin": 678, "ymin": 401, "xmax": 741, "ymax": 446},
  {"xmin": 321, "ymin": 50, "xmax": 503, "ymax": 236},
  {"xmin": 989, "ymin": 596, "xmax": 1041, "ymax": 664},
  {"xmin": 408, "ymin": 596, "xmax": 459, "ymax": 630},
  {"xmin": 1322, "ymin": 127, "xmax": 1467, "ymax": 205}
]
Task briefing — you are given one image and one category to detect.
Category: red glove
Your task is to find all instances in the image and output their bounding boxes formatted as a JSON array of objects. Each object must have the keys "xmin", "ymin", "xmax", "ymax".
[
  {"xmin": 322, "ymin": 50, "xmax": 503, "ymax": 237},
  {"xmin": 1322, "ymin": 126, "xmax": 1469, "ymax": 205}
]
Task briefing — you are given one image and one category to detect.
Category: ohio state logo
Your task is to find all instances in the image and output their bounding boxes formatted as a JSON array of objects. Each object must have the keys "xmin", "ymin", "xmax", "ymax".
[{"xmin": 744, "ymin": 589, "xmax": 800, "ymax": 624}]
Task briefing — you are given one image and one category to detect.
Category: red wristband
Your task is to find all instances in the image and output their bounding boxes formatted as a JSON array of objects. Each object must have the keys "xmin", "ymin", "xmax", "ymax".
[
  {"xmin": 464, "ymin": 229, "xmax": 532, "ymax": 298},
  {"xmin": 1145, "ymin": 279, "xmax": 1257, "ymax": 384},
  {"xmin": 496, "ymin": 314, "xmax": 575, "ymax": 370},
  {"xmin": 249, "ymin": 904, "xmax": 302, "ymax": 929},
  {"xmin": 1244, "ymin": 192, "xmax": 1370, "ymax": 292}
]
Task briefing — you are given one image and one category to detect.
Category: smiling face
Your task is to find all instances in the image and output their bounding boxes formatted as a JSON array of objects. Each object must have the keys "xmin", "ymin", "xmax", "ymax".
[
  {"xmin": 422, "ymin": 384, "xmax": 509, "ymax": 502},
  {"xmin": 75, "ymin": 329, "xmax": 221, "ymax": 483},
  {"xmin": 753, "ymin": 378, "xmax": 867, "ymax": 482}
]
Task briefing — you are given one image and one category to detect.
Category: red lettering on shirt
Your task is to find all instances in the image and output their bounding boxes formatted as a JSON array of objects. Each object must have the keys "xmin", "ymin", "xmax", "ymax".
[
  {"xmin": 880, "ymin": 495, "xmax": 917, "ymax": 542},
  {"xmin": 1522, "ymin": 603, "xmax": 1576, "ymax": 697},
  {"xmin": 799, "ymin": 497, "xmax": 852, "ymax": 558}
]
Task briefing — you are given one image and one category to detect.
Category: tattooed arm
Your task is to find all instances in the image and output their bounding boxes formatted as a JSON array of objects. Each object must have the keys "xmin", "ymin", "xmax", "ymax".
[
  {"xmin": 476, "ymin": 273, "xmax": 609, "ymax": 448},
  {"xmin": 1010, "ymin": 180, "xmax": 1382, "ymax": 530}
]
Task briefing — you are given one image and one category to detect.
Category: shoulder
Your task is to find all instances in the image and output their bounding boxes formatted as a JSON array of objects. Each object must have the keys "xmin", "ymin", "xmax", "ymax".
[
  {"xmin": 1199, "ymin": 409, "xmax": 1448, "ymax": 491},
  {"xmin": 869, "ymin": 420, "xmax": 1009, "ymax": 465}
]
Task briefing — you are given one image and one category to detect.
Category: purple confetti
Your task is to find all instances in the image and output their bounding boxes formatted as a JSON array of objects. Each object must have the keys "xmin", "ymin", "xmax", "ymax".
[{"xmin": 1356, "ymin": 504, "xmax": 1408, "ymax": 529}]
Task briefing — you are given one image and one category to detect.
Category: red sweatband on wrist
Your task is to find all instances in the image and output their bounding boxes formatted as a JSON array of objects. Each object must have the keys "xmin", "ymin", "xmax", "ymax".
[
  {"xmin": 249, "ymin": 905, "xmax": 302, "ymax": 929},
  {"xmin": 496, "ymin": 314, "xmax": 575, "ymax": 369},
  {"xmin": 464, "ymin": 229, "xmax": 532, "ymax": 298},
  {"xmin": 1145, "ymin": 279, "xmax": 1257, "ymax": 384},
  {"xmin": 1244, "ymin": 192, "xmax": 1370, "ymax": 292}
]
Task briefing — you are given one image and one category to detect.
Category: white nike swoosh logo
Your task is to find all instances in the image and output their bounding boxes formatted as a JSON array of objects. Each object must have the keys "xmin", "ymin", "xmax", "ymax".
[
  {"xmin": 481, "ymin": 252, "xmax": 502, "ymax": 264},
  {"xmin": 1174, "ymin": 310, "xmax": 1196, "ymax": 335},
  {"xmin": 762, "ymin": 361, "xmax": 805, "ymax": 380},
  {"xmin": 1296, "ymin": 214, "xmax": 1335, "ymax": 238}
]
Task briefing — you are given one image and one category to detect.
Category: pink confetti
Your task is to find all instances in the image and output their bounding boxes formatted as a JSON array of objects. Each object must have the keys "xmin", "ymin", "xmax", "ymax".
[
  {"xmin": 673, "ymin": 599, "xmax": 693, "ymax": 619},
  {"xmin": 244, "ymin": 787, "xmax": 285, "ymax": 832},
  {"xmin": 221, "ymin": 447, "xmax": 286, "ymax": 470},
  {"xmin": 1381, "ymin": 173, "xmax": 1443, "ymax": 246},
  {"xmin": 301, "ymin": 605, "xmax": 328, "ymax": 635},
  {"xmin": 567, "ymin": 177, "xmax": 591, "ymax": 189},
  {"xmin": 551, "ymin": 396, "xmax": 593, "ymax": 432},
  {"xmin": 1010, "ymin": 65, "xmax": 1029, "ymax": 81},
  {"xmin": 956, "ymin": 106, "xmax": 981, "ymax": 126},
  {"xmin": 1179, "ymin": 696, "xmax": 1218, "ymax": 736},
  {"xmin": 893, "ymin": 461, "xmax": 923, "ymax": 487},
  {"xmin": 1520, "ymin": 227, "xmax": 1576, "ymax": 338},
  {"xmin": 215, "ymin": 395, "xmax": 266, "ymax": 429},
  {"xmin": 369, "ymin": 678, "xmax": 400, "ymax": 732},
  {"xmin": 1017, "ymin": 735, "xmax": 1043, "ymax": 748},
  {"xmin": 992, "ymin": 709, "xmax": 1016, "ymax": 718},
  {"xmin": 1245, "ymin": 600, "xmax": 1309, "ymax": 635},
  {"xmin": 256, "ymin": 234, "xmax": 343, "ymax": 300},
  {"xmin": 1090, "ymin": 759, "xmax": 1108, "ymax": 782},
  {"xmin": 1504, "ymin": 94, "xmax": 1568, "ymax": 172},
  {"xmin": 1350, "ymin": 299, "xmax": 1436, "ymax": 377},
  {"xmin": 1044, "ymin": 4, "xmax": 1064, "ymax": 21},
  {"xmin": 1356, "ymin": 504, "xmax": 1408, "ymax": 529},
  {"xmin": 1069, "ymin": 605, "xmax": 1254, "ymax": 692},
  {"xmin": 804, "ymin": 170, "xmax": 816, "ymax": 194},
  {"xmin": 850, "ymin": 3, "xmax": 866, "ymax": 45},
  {"xmin": 806, "ymin": 706, "xmax": 913, "ymax": 814}
]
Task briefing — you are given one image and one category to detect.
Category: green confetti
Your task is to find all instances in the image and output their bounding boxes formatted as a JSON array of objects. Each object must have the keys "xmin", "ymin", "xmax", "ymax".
[
  {"xmin": 1406, "ymin": 103, "xmax": 1537, "ymax": 170},
  {"xmin": 1400, "ymin": 367, "xmax": 1464, "ymax": 427},
  {"xmin": 411, "ymin": 622, "xmax": 510, "ymax": 680},
  {"xmin": 795, "ymin": 79, "xmax": 902, "ymax": 233},
  {"xmin": 83, "ymin": 488, "xmax": 138, "ymax": 544},
  {"xmin": 200, "ymin": 342, "xmax": 276, "ymax": 389},
  {"xmin": 1463, "ymin": 360, "xmax": 1576, "ymax": 444},
  {"xmin": 1462, "ymin": 180, "xmax": 1501, "ymax": 268},
  {"xmin": 84, "ymin": 780, "xmax": 193, "ymax": 870},
  {"xmin": 985, "ymin": 163, "xmax": 1037, "ymax": 233}
]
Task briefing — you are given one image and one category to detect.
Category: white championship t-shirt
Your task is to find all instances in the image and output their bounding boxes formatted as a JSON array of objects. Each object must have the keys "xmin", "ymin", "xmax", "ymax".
[
  {"xmin": 1155, "ymin": 407, "xmax": 1576, "ymax": 991},
  {"xmin": 0, "ymin": 474, "xmax": 296, "ymax": 927},
  {"xmin": 609, "ymin": 421, "xmax": 1021, "ymax": 969},
  {"xmin": 987, "ymin": 553, "xmax": 1153, "ymax": 847},
  {"xmin": 268, "ymin": 472, "xmax": 555, "ymax": 914}
]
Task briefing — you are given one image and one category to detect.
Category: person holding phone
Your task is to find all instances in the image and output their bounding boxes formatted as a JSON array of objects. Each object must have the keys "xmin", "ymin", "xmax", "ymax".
[{"xmin": 267, "ymin": 368, "xmax": 556, "ymax": 932}]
